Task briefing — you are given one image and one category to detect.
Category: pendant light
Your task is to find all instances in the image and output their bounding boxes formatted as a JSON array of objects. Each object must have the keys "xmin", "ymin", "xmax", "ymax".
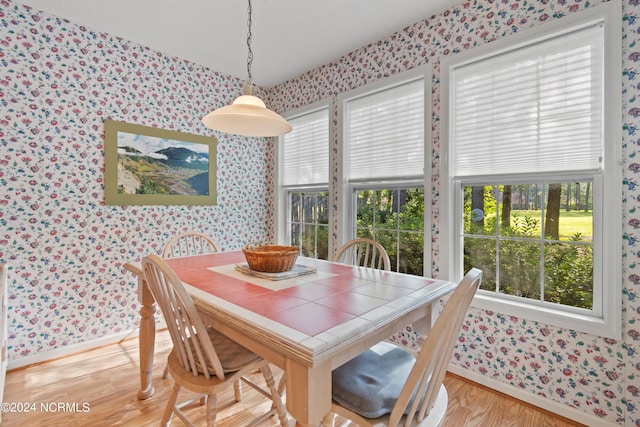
[{"xmin": 202, "ymin": 0, "xmax": 292, "ymax": 137}]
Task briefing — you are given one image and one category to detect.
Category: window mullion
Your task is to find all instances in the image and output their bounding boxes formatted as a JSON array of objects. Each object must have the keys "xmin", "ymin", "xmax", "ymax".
[
  {"xmin": 494, "ymin": 185, "xmax": 501, "ymax": 294},
  {"xmin": 539, "ymin": 183, "xmax": 546, "ymax": 303}
]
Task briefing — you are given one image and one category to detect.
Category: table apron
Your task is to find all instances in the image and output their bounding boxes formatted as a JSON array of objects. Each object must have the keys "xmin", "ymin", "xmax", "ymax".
[
  {"xmin": 327, "ymin": 303, "xmax": 433, "ymax": 370},
  {"xmin": 196, "ymin": 298, "xmax": 435, "ymax": 371},
  {"xmin": 197, "ymin": 305, "xmax": 289, "ymax": 369}
]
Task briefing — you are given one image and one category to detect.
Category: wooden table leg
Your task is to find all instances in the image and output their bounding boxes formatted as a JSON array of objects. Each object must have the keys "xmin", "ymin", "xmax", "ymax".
[
  {"xmin": 137, "ymin": 281, "xmax": 156, "ymax": 399},
  {"xmin": 286, "ymin": 358, "xmax": 331, "ymax": 427},
  {"xmin": 412, "ymin": 303, "xmax": 433, "ymax": 349}
]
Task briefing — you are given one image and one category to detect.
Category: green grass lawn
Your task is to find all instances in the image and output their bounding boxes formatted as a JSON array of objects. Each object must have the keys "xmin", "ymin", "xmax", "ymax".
[{"xmin": 511, "ymin": 209, "xmax": 593, "ymax": 240}]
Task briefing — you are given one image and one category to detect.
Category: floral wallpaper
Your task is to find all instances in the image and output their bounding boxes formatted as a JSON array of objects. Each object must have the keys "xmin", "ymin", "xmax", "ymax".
[
  {"xmin": 0, "ymin": 0, "xmax": 273, "ymax": 358},
  {"xmin": 267, "ymin": 0, "xmax": 638, "ymax": 425},
  {"xmin": 1, "ymin": 0, "xmax": 639, "ymax": 425}
]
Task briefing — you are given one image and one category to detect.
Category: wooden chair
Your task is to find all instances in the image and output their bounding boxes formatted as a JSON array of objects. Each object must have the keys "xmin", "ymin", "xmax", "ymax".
[
  {"xmin": 333, "ymin": 238, "xmax": 391, "ymax": 271},
  {"xmin": 162, "ymin": 231, "xmax": 220, "ymax": 258},
  {"xmin": 324, "ymin": 268, "xmax": 482, "ymax": 427},
  {"xmin": 161, "ymin": 231, "xmax": 221, "ymax": 380},
  {"xmin": 142, "ymin": 254, "xmax": 288, "ymax": 427}
]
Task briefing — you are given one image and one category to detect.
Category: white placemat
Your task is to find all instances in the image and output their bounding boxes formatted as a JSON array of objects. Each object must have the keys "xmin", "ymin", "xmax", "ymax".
[
  {"xmin": 235, "ymin": 263, "xmax": 317, "ymax": 280},
  {"xmin": 208, "ymin": 263, "xmax": 336, "ymax": 291}
]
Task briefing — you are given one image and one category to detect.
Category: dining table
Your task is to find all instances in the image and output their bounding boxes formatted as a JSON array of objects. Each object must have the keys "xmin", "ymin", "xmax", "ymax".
[{"xmin": 124, "ymin": 250, "xmax": 456, "ymax": 427}]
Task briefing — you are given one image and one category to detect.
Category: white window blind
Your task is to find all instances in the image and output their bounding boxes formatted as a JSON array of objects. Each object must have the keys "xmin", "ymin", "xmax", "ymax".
[
  {"xmin": 346, "ymin": 79, "xmax": 424, "ymax": 181},
  {"xmin": 451, "ymin": 23, "xmax": 604, "ymax": 178},
  {"xmin": 281, "ymin": 108, "xmax": 329, "ymax": 186}
]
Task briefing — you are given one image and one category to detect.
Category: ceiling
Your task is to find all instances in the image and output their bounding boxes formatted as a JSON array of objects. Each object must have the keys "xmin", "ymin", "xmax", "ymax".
[{"xmin": 16, "ymin": 0, "xmax": 458, "ymax": 88}]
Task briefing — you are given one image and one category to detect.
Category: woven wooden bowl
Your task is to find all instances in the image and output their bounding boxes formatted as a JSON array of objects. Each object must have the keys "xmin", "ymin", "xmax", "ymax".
[{"xmin": 242, "ymin": 243, "xmax": 299, "ymax": 273}]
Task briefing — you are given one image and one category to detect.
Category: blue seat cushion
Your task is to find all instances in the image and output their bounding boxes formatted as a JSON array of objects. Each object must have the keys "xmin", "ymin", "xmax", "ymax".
[{"xmin": 331, "ymin": 341, "xmax": 416, "ymax": 418}]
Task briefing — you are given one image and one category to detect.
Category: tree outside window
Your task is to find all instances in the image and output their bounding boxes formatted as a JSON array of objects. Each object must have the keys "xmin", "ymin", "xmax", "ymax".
[
  {"xmin": 463, "ymin": 182, "xmax": 593, "ymax": 309},
  {"xmin": 355, "ymin": 187, "xmax": 424, "ymax": 275}
]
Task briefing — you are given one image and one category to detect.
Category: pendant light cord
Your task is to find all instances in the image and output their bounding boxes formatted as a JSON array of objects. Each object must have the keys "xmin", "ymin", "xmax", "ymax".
[
  {"xmin": 246, "ymin": 0, "xmax": 253, "ymax": 84},
  {"xmin": 201, "ymin": 0, "xmax": 292, "ymax": 136}
]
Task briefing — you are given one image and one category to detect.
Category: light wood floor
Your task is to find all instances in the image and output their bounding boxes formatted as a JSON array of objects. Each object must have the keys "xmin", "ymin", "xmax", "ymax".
[{"xmin": 3, "ymin": 329, "xmax": 583, "ymax": 427}]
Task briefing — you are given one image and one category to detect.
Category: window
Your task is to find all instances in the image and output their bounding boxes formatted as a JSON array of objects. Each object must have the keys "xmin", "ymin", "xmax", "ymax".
[
  {"xmin": 441, "ymin": 2, "xmax": 621, "ymax": 338},
  {"xmin": 339, "ymin": 66, "xmax": 431, "ymax": 275},
  {"xmin": 463, "ymin": 182, "xmax": 595, "ymax": 309},
  {"xmin": 288, "ymin": 190, "xmax": 329, "ymax": 259},
  {"xmin": 278, "ymin": 103, "xmax": 330, "ymax": 259},
  {"xmin": 354, "ymin": 186, "xmax": 425, "ymax": 275}
]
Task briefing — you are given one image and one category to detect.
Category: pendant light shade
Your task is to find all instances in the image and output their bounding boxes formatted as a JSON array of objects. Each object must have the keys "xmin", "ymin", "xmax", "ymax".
[
  {"xmin": 201, "ymin": 0, "xmax": 292, "ymax": 137},
  {"xmin": 202, "ymin": 83, "xmax": 292, "ymax": 137}
]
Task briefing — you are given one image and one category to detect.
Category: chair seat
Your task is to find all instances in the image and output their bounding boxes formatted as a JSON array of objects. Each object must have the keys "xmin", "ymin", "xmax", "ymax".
[
  {"xmin": 202, "ymin": 326, "xmax": 261, "ymax": 373},
  {"xmin": 332, "ymin": 341, "xmax": 415, "ymax": 418},
  {"xmin": 330, "ymin": 384, "xmax": 448, "ymax": 427},
  {"xmin": 167, "ymin": 350, "xmax": 228, "ymax": 390},
  {"xmin": 326, "ymin": 268, "xmax": 482, "ymax": 427}
]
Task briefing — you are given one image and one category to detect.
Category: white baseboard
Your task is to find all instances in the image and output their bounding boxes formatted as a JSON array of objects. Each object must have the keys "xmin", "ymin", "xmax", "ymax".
[
  {"xmin": 448, "ymin": 364, "xmax": 617, "ymax": 427},
  {"xmin": 7, "ymin": 320, "xmax": 167, "ymax": 371},
  {"xmin": 7, "ymin": 328, "xmax": 141, "ymax": 370}
]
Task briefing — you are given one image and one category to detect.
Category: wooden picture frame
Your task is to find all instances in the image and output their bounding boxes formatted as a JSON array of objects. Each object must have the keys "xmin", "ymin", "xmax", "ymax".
[{"xmin": 104, "ymin": 120, "xmax": 217, "ymax": 205}]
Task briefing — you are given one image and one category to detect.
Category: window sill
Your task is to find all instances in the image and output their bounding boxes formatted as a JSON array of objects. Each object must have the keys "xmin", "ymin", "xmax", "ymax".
[{"xmin": 471, "ymin": 292, "xmax": 621, "ymax": 340}]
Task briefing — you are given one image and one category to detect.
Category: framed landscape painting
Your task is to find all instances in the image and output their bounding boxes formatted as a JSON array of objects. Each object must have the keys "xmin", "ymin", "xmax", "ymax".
[{"xmin": 104, "ymin": 120, "xmax": 217, "ymax": 205}]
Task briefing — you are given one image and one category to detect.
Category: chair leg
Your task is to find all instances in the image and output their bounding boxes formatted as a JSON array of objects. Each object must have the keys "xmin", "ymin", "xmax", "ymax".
[
  {"xmin": 270, "ymin": 373, "xmax": 286, "ymax": 412},
  {"xmin": 161, "ymin": 382, "xmax": 181, "ymax": 426},
  {"xmin": 321, "ymin": 412, "xmax": 336, "ymax": 427},
  {"xmin": 233, "ymin": 379, "xmax": 243, "ymax": 402},
  {"xmin": 261, "ymin": 365, "xmax": 288, "ymax": 427},
  {"xmin": 277, "ymin": 372, "xmax": 286, "ymax": 395},
  {"xmin": 162, "ymin": 363, "xmax": 169, "ymax": 379},
  {"xmin": 205, "ymin": 393, "xmax": 217, "ymax": 426}
]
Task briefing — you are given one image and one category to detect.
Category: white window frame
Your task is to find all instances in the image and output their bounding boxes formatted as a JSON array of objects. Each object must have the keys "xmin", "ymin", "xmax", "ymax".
[
  {"xmin": 440, "ymin": 1, "xmax": 622, "ymax": 338},
  {"xmin": 276, "ymin": 99, "xmax": 332, "ymax": 255},
  {"xmin": 338, "ymin": 65, "xmax": 433, "ymax": 275}
]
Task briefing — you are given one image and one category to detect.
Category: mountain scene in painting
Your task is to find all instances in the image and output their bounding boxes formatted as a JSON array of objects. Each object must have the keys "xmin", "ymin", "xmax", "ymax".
[{"xmin": 116, "ymin": 134, "xmax": 210, "ymax": 196}]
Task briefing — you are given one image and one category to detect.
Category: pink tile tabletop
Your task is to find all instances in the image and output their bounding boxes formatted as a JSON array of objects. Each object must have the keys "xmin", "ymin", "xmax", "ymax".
[{"xmin": 165, "ymin": 251, "xmax": 446, "ymax": 338}]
